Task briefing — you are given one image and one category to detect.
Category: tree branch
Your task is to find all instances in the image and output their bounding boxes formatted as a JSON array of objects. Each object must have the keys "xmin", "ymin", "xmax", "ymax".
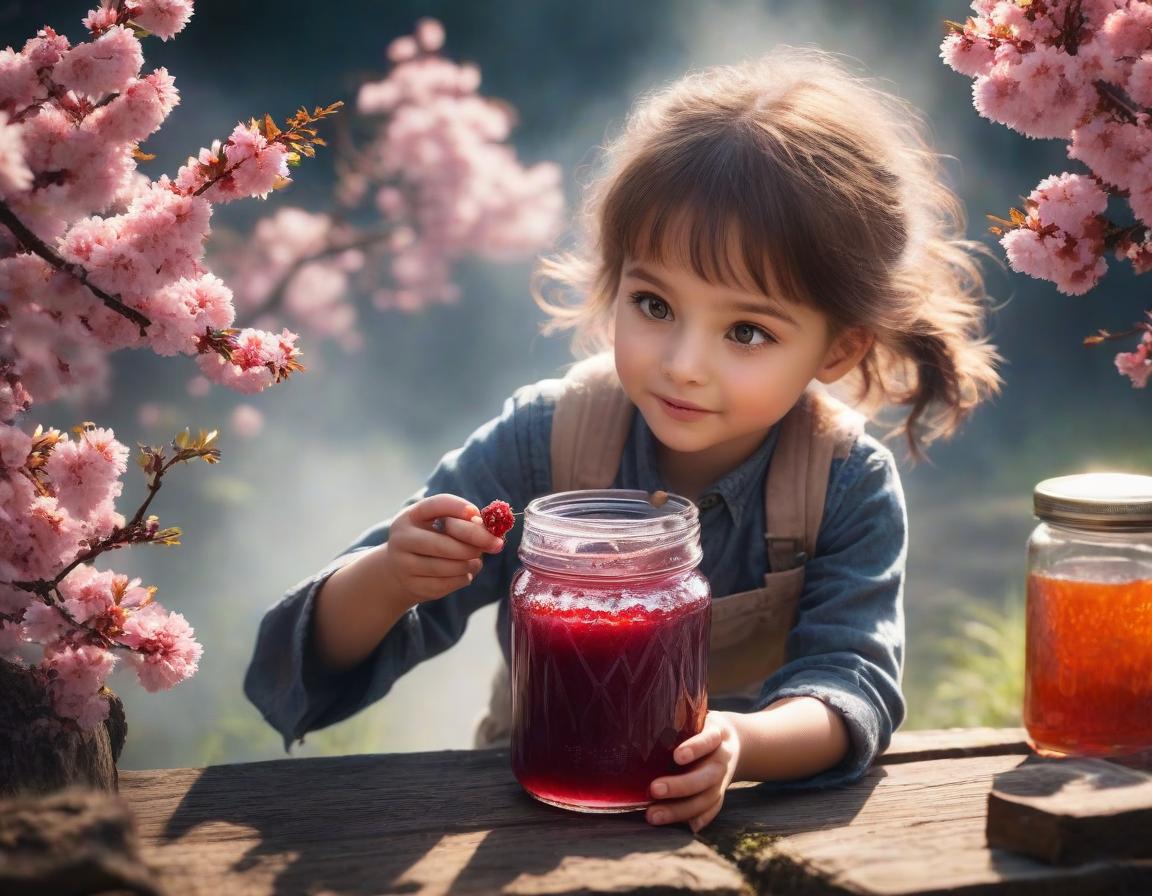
[
  {"xmin": 0, "ymin": 199, "xmax": 151, "ymax": 337},
  {"xmin": 236, "ymin": 229, "xmax": 393, "ymax": 327}
]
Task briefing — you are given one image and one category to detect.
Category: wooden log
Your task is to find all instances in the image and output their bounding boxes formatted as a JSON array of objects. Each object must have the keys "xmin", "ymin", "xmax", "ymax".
[
  {"xmin": 986, "ymin": 757, "xmax": 1152, "ymax": 865},
  {"xmin": 0, "ymin": 787, "xmax": 165, "ymax": 896}
]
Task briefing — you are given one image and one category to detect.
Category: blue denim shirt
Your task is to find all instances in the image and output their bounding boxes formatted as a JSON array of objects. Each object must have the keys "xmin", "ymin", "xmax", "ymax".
[{"xmin": 244, "ymin": 372, "xmax": 907, "ymax": 789}]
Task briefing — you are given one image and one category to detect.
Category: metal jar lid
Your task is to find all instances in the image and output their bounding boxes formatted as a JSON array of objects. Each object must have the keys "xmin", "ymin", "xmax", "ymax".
[{"xmin": 1034, "ymin": 472, "xmax": 1152, "ymax": 532}]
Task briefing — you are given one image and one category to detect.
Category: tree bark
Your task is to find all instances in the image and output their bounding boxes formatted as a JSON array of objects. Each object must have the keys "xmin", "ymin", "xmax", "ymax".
[
  {"xmin": 0, "ymin": 788, "xmax": 165, "ymax": 896},
  {"xmin": 0, "ymin": 658, "xmax": 127, "ymax": 797}
]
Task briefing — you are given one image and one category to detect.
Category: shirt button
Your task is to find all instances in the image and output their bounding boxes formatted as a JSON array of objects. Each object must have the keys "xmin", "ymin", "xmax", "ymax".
[{"xmin": 698, "ymin": 494, "xmax": 721, "ymax": 510}]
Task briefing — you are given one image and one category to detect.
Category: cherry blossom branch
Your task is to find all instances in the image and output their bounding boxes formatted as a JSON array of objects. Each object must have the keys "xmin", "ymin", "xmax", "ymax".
[
  {"xmin": 1095, "ymin": 79, "xmax": 1149, "ymax": 124},
  {"xmin": 188, "ymin": 103, "xmax": 343, "ymax": 199},
  {"xmin": 0, "ymin": 199, "xmax": 152, "ymax": 336},
  {"xmin": 1083, "ymin": 323, "xmax": 1150, "ymax": 346},
  {"xmin": 5, "ymin": 429, "xmax": 218, "ymax": 599},
  {"xmin": 236, "ymin": 229, "xmax": 394, "ymax": 326},
  {"xmin": 49, "ymin": 584, "xmax": 137, "ymax": 653}
]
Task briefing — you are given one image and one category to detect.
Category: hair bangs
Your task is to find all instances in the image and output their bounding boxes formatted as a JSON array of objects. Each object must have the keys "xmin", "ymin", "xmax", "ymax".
[{"xmin": 603, "ymin": 129, "xmax": 816, "ymax": 305}]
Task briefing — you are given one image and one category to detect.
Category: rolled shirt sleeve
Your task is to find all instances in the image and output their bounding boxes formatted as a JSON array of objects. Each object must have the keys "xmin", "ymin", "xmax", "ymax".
[
  {"xmin": 752, "ymin": 435, "xmax": 908, "ymax": 788},
  {"xmin": 243, "ymin": 381, "xmax": 555, "ymax": 751}
]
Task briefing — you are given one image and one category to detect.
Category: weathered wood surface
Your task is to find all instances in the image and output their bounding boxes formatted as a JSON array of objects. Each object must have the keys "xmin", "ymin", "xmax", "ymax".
[
  {"xmin": 880, "ymin": 727, "xmax": 1030, "ymax": 764},
  {"xmin": 118, "ymin": 728, "xmax": 1152, "ymax": 895},
  {"xmin": 986, "ymin": 757, "xmax": 1152, "ymax": 865},
  {"xmin": 120, "ymin": 748, "xmax": 746, "ymax": 895}
]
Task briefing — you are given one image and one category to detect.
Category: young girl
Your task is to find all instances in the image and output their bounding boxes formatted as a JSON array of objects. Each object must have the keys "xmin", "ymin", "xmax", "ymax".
[{"xmin": 245, "ymin": 47, "xmax": 1000, "ymax": 833}]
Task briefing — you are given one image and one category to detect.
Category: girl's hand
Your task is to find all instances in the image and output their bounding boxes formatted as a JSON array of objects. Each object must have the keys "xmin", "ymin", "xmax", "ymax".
[
  {"xmin": 382, "ymin": 493, "xmax": 505, "ymax": 605},
  {"xmin": 646, "ymin": 711, "xmax": 741, "ymax": 833}
]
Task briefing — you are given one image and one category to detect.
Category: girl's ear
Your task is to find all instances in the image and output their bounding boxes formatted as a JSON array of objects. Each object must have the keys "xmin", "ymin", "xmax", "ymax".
[{"xmin": 815, "ymin": 326, "xmax": 874, "ymax": 384}]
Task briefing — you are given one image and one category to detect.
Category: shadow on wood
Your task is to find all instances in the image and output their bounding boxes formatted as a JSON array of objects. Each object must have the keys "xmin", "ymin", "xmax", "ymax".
[{"xmin": 124, "ymin": 748, "xmax": 746, "ymax": 894}]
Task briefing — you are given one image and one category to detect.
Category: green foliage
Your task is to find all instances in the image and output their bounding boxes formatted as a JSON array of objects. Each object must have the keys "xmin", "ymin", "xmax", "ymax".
[
  {"xmin": 196, "ymin": 703, "xmax": 394, "ymax": 767},
  {"xmin": 908, "ymin": 591, "xmax": 1025, "ymax": 729}
]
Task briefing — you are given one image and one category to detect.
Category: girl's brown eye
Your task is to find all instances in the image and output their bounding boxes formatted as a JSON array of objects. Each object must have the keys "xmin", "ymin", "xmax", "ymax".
[
  {"xmin": 734, "ymin": 324, "xmax": 755, "ymax": 343},
  {"xmin": 630, "ymin": 291, "xmax": 671, "ymax": 321}
]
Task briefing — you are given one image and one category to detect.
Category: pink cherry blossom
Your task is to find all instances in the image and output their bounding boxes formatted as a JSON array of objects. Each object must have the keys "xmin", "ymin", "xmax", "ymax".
[
  {"xmin": 1031, "ymin": 172, "xmax": 1110, "ymax": 235},
  {"xmin": 1100, "ymin": 2, "xmax": 1152, "ymax": 57},
  {"xmin": 940, "ymin": 28, "xmax": 996, "ymax": 78},
  {"xmin": 85, "ymin": 67, "xmax": 181, "ymax": 144},
  {"xmin": 0, "ymin": 111, "xmax": 32, "ymax": 196},
  {"xmin": 43, "ymin": 425, "xmax": 129, "ymax": 520},
  {"xmin": 53, "ymin": 26, "xmax": 144, "ymax": 98},
  {"xmin": 41, "ymin": 643, "xmax": 117, "ymax": 728},
  {"xmin": 147, "ymin": 274, "xmax": 236, "ymax": 356},
  {"xmin": 132, "ymin": 0, "xmax": 196, "ymax": 42},
  {"xmin": 1115, "ymin": 331, "xmax": 1152, "ymax": 387},
  {"xmin": 196, "ymin": 327, "xmax": 302, "ymax": 393},
  {"xmin": 944, "ymin": 0, "xmax": 1152, "ymax": 387},
  {"xmin": 119, "ymin": 604, "xmax": 202, "ymax": 691}
]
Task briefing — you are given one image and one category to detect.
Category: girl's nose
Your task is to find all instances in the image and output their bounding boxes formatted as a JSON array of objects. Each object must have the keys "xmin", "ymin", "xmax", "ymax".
[{"xmin": 661, "ymin": 332, "xmax": 709, "ymax": 386}]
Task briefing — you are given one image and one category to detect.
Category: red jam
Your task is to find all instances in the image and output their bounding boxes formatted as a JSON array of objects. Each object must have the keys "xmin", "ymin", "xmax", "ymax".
[
  {"xmin": 510, "ymin": 569, "xmax": 710, "ymax": 811},
  {"xmin": 1025, "ymin": 572, "xmax": 1152, "ymax": 758}
]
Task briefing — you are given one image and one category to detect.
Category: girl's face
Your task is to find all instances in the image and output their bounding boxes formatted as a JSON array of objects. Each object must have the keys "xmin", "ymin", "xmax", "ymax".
[{"xmin": 612, "ymin": 253, "xmax": 866, "ymax": 476}]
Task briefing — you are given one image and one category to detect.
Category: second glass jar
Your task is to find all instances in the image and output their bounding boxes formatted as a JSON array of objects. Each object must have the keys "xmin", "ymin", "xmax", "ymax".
[
  {"xmin": 1025, "ymin": 472, "xmax": 1152, "ymax": 761},
  {"xmin": 510, "ymin": 489, "xmax": 711, "ymax": 813}
]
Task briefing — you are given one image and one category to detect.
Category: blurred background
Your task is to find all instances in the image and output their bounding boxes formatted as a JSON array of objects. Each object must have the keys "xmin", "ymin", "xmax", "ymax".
[{"xmin": 3, "ymin": 0, "xmax": 1148, "ymax": 769}]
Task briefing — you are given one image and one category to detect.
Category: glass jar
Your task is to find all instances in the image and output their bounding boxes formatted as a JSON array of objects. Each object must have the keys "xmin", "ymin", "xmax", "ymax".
[
  {"xmin": 1025, "ymin": 472, "xmax": 1152, "ymax": 761},
  {"xmin": 510, "ymin": 489, "xmax": 711, "ymax": 813}
]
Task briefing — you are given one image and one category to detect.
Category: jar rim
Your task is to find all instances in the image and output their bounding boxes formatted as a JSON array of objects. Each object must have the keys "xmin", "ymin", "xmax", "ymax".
[
  {"xmin": 518, "ymin": 489, "xmax": 703, "ymax": 578},
  {"xmin": 1034, "ymin": 472, "xmax": 1152, "ymax": 531},
  {"xmin": 523, "ymin": 489, "xmax": 699, "ymax": 540}
]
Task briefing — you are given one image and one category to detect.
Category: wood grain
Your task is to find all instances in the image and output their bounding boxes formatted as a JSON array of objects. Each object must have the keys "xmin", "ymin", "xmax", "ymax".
[
  {"xmin": 118, "ymin": 729, "xmax": 1152, "ymax": 895},
  {"xmin": 701, "ymin": 753, "xmax": 1152, "ymax": 895},
  {"xmin": 121, "ymin": 749, "xmax": 746, "ymax": 895},
  {"xmin": 881, "ymin": 728, "xmax": 1031, "ymax": 764}
]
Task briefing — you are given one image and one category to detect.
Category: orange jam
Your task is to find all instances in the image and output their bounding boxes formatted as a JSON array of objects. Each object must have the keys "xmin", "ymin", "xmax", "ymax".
[{"xmin": 1025, "ymin": 572, "xmax": 1152, "ymax": 758}]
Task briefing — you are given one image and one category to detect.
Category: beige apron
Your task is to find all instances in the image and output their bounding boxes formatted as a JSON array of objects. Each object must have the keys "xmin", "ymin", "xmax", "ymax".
[{"xmin": 473, "ymin": 353, "xmax": 863, "ymax": 748}]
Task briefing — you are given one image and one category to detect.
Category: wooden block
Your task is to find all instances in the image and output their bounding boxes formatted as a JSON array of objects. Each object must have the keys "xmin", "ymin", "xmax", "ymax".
[{"xmin": 986, "ymin": 757, "xmax": 1152, "ymax": 865}]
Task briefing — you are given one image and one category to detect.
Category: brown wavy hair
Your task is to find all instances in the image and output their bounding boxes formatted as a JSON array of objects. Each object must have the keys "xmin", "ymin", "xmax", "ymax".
[{"xmin": 532, "ymin": 48, "xmax": 1002, "ymax": 459}]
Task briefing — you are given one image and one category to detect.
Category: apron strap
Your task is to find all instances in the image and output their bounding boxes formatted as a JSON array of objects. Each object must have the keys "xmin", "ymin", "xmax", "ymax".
[
  {"xmin": 549, "ymin": 352, "xmax": 635, "ymax": 493},
  {"xmin": 765, "ymin": 388, "xmax": 865, "ymax": 572}
]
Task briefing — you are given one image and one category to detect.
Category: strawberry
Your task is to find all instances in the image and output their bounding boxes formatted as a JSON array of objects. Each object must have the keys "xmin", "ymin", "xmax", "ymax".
[{"xmin": 480, "ymin": 499, "xmax": 515, "ymax": 538}]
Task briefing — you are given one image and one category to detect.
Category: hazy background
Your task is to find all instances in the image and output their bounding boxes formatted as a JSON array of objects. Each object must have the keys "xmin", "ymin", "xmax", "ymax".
[{"xmin": 4, "ymin": 0, "xmax": 1148, "ymax": 768}]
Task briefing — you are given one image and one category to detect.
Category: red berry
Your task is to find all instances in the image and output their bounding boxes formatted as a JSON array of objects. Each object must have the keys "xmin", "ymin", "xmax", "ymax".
[{"xmin": 480, "ymin": 500, "xmax": 515, "ymax": 538}]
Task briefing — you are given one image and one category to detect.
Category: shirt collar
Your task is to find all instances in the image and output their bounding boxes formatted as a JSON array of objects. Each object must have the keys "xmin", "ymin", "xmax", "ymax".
[{"xmin": 632, "ymin": 411, "xmax": 780, "ymax": 529}]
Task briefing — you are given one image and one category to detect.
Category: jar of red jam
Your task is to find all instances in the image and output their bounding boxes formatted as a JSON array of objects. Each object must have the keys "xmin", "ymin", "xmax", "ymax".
[
  {"xmin": 1025, "ymin": 472, "xmax": 1152, "ymax": 762},
  {"xmin": 510, "ymin": 489, "xmax": 710, "ymax": 813}
]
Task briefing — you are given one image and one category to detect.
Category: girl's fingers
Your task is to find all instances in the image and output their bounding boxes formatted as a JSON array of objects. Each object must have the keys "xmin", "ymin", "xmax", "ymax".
[
  {"xmin": 409, "ymin": 494, "xmax": 481, "ymax": 526},
  {"xmin": 646, "ymin": 789, "xmax": 720, "ymax": 827},
  {"xmin": 688, "ymin": 804, "xmax": 722, "ymax": 833},
  {"xmin": 403, "ymin": 529, "xmax": 486, "ymax": 561},
  {"xmin": 433, "ymin": 515, "xmax": 505, "ymax": 553},
  {"xmin": 674, "ymin": 724, "xmax": 723, "ymax": 765},
  {"xmin": 409, "ymin": 556, "xmax": 481, "ymax": 578},
  {"xmin": 649, "ymin": 761, "xmax": 724, "ymax": 801}
]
